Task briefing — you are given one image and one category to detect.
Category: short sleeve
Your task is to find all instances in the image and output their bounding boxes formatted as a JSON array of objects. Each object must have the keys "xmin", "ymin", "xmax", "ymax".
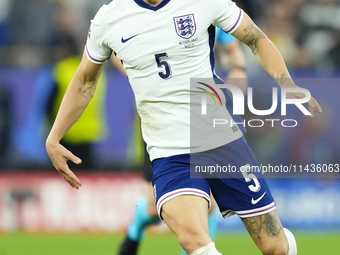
[
  {"xmin": 208, "ymin": 0, "xmax": 244, "ymax": 34},
  {"xmin": 85, "ymin": 6, "xmax": 112, "ymax": 64},
  {"xmin": 215, "ymin": 26, "xmax": 237, "ymax": 44}
]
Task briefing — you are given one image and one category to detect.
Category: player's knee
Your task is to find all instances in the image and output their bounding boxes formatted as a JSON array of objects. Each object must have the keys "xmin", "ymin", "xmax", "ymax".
[
  {"xmin": 261, "ymin": 241, "xmax": 289, "ymax": 255},
  {"xmin": 178, "ymin": 234, "xmax": 193, "ymax": 252},
  {"xmin": 177, "ymin": 234, "xmax": 206, "ymax": 253},
  {"xmin": 177, "ymin": 228, "xmax": 210, "ymax": 253}
]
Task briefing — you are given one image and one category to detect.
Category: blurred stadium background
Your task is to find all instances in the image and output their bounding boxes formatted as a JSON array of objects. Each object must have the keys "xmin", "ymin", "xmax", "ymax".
[{"xmin": 0, "ymin": 0, "xmax": 340, "ymax": 254}]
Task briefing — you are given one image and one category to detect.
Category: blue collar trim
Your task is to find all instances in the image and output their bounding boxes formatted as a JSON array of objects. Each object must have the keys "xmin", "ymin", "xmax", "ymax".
[{"xmin": 133, "ymin": 0, "xmax": 171, "ymax": 11}]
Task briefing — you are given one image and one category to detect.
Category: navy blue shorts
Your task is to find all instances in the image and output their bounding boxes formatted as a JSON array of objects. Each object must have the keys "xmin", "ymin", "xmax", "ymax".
[{"xmin": 152, "ymin": 137, "xmax": 276, "ymax": 219}]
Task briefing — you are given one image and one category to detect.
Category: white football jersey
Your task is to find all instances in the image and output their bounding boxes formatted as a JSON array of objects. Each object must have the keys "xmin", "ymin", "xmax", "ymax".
[{"xmin": 86, "ymin": 0, "xmax": 244, "ymax": 161}]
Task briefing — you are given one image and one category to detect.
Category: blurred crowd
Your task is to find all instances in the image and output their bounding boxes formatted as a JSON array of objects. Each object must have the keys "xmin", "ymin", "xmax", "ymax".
[
  {"xmin": 0, "ymin": 0, "xmax": 111, "ymax": 66},
  {"xmin": 0, "ymin": 0, "xmax": 340, "ymax": 72},
  {"xmin": 0, "ymin": 0, "xmax": 339, "ymax": 171}
]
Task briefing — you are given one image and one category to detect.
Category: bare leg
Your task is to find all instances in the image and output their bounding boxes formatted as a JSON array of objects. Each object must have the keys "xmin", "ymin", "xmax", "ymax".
[
  {"xmin": 242, "ymin": 210, "xmax": 290, "ymax": 255},
  {"xmin": 161, "ymin": 195, "xmax": 212, "ymax": 254}
]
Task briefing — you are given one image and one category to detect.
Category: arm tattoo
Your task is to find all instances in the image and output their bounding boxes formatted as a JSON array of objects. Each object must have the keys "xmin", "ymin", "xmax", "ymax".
[
  {"xmin": 76, "ymin": 87, "xmax": 89, "ymax": 99},
  {"xmin": 276, "ymin": 74, "xmax": 288, "ymax": 86},
  {"xmin": 240, "ymin": 24, "xmax": 266, "ymax": 55}
]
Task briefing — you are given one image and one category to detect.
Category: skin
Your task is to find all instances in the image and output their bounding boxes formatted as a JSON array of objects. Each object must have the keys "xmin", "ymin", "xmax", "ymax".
[
  {"xmin": 161, "ymin": 195, "xmax": 211, "ymax": 254},
  {"xmin": 46, "ymin": 2, "xmax": 322, "ymax": 254},
  {"xmin": 242, "ymin": 210, "xmax": 289, "ymax": 254},
  {"xmin": 143, "ymin": 0, "xmax": 163, "ymax": 7}
]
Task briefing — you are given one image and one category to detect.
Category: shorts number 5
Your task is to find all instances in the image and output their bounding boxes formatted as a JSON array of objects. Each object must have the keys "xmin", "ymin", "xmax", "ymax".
[{"xmin": 240, "ymin": 164, "xmax": 261, "ymax": 192}]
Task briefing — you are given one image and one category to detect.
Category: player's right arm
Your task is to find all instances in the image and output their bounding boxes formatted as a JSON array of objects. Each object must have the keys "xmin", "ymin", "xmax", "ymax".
[{"xmin": 45, "ymin": 51, "xmax": 105, "ymax": 189}]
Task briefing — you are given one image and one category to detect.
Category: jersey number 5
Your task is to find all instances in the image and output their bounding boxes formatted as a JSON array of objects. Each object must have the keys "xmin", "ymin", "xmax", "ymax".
[{"xmin": 155, "ymin": 53, "xmax": 172, "ymax": 79}]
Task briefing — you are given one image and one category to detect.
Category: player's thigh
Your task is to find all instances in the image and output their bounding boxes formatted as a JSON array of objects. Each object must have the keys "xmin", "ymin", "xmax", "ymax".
[
  {"xmin": 161, "ymin": 194, "xmax": 210, "ymax": 237},
  {"xmin": 242, "ymin": 209, "xmax": 288, "ymax": 254},
  {"xmin": 161, "ymin": 195, "xmax": 211, "ymax": 253}
]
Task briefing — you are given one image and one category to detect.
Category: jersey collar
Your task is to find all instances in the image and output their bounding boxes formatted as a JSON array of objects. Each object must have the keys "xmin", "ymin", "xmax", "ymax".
[{"xmin": 133, "ymin": 0, "xmax": 171, "ymax": 11}]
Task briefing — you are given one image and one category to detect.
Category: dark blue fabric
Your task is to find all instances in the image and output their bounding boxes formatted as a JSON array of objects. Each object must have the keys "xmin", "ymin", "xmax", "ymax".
[
  {"xmin": 133, "ymin": 0, "xmax": 171, "ymax": 11},
  {"xmin": 152, "ymin": 137, "xmax": 275, "ymax": 214}
]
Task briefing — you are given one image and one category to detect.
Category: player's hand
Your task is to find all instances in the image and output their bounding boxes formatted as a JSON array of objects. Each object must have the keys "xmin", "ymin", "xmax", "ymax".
[
  {"xmin": 46, "ymin": 141, "xmax": 82, "ymax": 189},
  {"xmin": 284, "ymin": 84, "xmax": 323, "ymax": 117}
]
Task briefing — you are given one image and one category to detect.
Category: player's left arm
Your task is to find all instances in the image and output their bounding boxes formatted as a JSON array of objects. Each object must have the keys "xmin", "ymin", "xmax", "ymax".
[
  {"xmin": 232, "ymin": 13, "xmax": 322, "ymax": 116},
  {"xmin": 46, "ymin": 51, "xmax": 106, "ymax": 189}
]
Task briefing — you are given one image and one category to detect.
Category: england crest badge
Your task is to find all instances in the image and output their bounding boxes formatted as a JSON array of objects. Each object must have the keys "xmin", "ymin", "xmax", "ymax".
[{"xmin": 173, "ymin": 14, "xmax": 196, "ymax": 39}]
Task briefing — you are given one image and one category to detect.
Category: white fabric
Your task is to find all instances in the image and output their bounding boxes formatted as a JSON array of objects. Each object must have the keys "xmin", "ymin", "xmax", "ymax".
[
  {"xmin": 86, "ymin": 0, "xmax": 244, "ymax": 161},
  {"xmin": 190, "ymin": 242, "xmax": 222, "ymax": 255},
  {"xmin": 284, "ymin": 228, "xmax": 297, "ymax": 255}
]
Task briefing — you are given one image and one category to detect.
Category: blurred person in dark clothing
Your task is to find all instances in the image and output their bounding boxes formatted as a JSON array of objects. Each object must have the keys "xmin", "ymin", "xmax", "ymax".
[
  {"xmin": 0, "ymin": 84, "xmax": 10, "ymax": 169},
  {"xmin": 7, "ymin": 0, "xmax": 58, "ymax": 65},
  {"xmin": 298, "ymin": 0, "xmax": 340, "ymax": 72},
  {"xmin": 8, "ymin": 0, "xmax": 57, "ymax": 46}
]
